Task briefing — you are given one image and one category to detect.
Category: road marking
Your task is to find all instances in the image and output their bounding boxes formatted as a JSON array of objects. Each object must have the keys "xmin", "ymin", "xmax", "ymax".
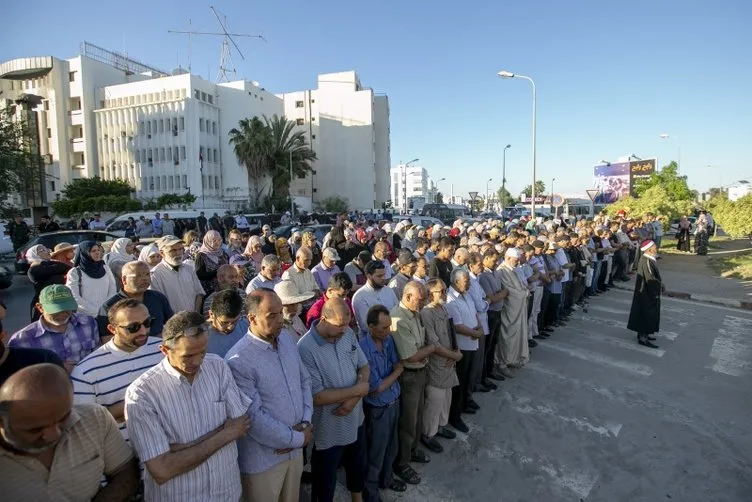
[
  {"xmin": 596, "ymin": 296, "xmax": 691, "ymax": 315},
  {"xmin": 571, "ymin": 313, "xmax": 679, "ymax": 341},
  {"xmin": 556, "ymin": 325, "xmax": 666, "ymax": 357},
  {"xmin": 519, "ymin": 455, "xmax": 599, "ymax": 499},
  {"xmin": 607, "ymin": 287, "xmax": 752, "ymax": 314},
  {"xmin": 588, "ymin": 303, "xmax": 689, "ymax": 326},
  {"xmin": 501, "ymin": 391, "xmax": 623, "ymax": 438},
  {"xmin": 527, "ymin": 361, "xmax": 620, "ymax": 401},
  {"xmin": 708, "ymin": 315, "xmax": 752, "ymax": 377},
  {"xmin": 539, "ymin": 339, "xmax": 654, "ymax": 376}
]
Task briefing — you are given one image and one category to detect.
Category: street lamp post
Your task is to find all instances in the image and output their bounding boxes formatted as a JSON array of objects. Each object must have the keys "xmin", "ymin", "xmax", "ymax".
[
  {"xmin": 434, "ymin": 177, "xmax": 446, "ymax": 203},
  {"xmin": 498, "ymin": 70, "xmax": 536, "ymax": 216},
  {"xmin": 402, "ymin": 158, "xmax": 419, "ymax": 214},
  {"xmin": 551, "ymin": 177, "xmax": 556, "ymax": 216},
  {"xmin": 659, "ymin": 133, "xmax": 680, "ymax": 171},
  {"xmin": 501, "ymin": 144, "xmax": 511, "ymax": 217},
  {"xmin": 485, "ymin": 178, "xmax": 493, "ymax": 211}
]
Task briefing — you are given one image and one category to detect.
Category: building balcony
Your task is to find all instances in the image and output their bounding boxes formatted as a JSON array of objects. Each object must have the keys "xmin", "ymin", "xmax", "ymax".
[
  {"xmin": 70, "ymin": 112, "xmax": 84, "ymax": 126},
  {"xmin": 71, "ymin": 138, "xmax": 85, "ymax": 152}
]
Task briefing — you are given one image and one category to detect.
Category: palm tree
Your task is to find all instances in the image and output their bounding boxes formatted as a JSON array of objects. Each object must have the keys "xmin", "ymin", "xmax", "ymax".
[
  {"xmin": 264, "ymin": 114, "xmax": 317, "ymax": 197},
  {"xmin": 229, "ymin": 117, "xmax": 273, "ymax": 208}
]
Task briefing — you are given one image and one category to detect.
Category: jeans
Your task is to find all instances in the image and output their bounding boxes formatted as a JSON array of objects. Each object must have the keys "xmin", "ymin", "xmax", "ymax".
[
  {"xmin": 312, "ymin": 425, "xmax": 366, "ymax": 502},
  {"xmin": 364, "ymin": 403, "xmax": 399, "ymax": 502}
]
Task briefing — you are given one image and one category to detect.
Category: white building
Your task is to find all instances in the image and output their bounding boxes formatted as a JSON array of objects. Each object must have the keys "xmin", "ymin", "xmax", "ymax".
[
  {"xmin": 2, "ymin": 47, "xmax": 390, "ymax": 213},
  {"xmin": 279, "ymin": 71, "xmax": 391, "ymax": 211},
  {"xmin": 0, "ymin": 45, "xmax": 157, "ymax": 211},
  {"xmin": 727, "ymin": 180, "xmax": 751, "ymax": 201},
  {"xmin": 391, "ymin": 164, "xmax": 437, "ymax": 212}
]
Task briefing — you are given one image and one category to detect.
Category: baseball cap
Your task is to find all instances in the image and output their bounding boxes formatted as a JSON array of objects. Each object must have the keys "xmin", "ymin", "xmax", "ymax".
[
  {"xmin": 157, "ymin": 235, "xmax": 182, "ymax": 249},
  {"xmin": 323, "ymin": 247, "xmax": 340, "ymax": 261},
  {"xmin": 39, "ymin": 284, "xmax": 78, "ymax": 314}
]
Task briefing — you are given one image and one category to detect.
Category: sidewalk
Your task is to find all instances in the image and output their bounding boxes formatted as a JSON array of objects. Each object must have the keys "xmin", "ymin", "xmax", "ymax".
[{"xmin": 613, "ymin": 239, "xmax": 752, "ymax": 310}]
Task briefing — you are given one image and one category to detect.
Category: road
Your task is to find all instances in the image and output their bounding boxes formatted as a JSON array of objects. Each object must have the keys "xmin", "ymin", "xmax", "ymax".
[
  {"xmin": 1, "ymin": 259, "xmax": 34, "ymax": 334},
  {"xmin": 4, "ymin": 266, "xmax": 751, "ymax": 501}
]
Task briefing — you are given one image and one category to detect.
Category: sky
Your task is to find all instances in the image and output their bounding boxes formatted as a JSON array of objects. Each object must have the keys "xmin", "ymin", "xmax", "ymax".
[{"xmin": 3, "ymin": 0, "xmax": 751, "ymax": 199}]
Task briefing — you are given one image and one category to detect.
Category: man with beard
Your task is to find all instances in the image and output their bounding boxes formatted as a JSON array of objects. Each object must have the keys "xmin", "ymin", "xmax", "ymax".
[
  {"xmin": 627, "ymin": 240, "xmax": 663, "ymax": 349},
  {"xmin": 225, "ymin": 289, "xmax": 314, "ymax": 502},
  {"xmin": 352, "ymin": 260, "xmax": 399, "ymax": 337},
  {"xmin": 9, "ymin": 284, "xmax": 99, "ymax": 373},
  {"xmin": 202, "ymin": 264, "xmax": 247, "ymax": 318},
  {"xmin": 125, "ymin": 311, "xmax": 252, "ymax": 501},
  {"xmin": 494, "ymin": 248, "xmax": 530, "ymax": 372},
  {"xmin": 150, "ymin": 235, "xmax": 205, "ymax": 313},
  {"xmin": 0, "ymin": 363, "xmax": 140, "ymax": 500},
  {"xmin": 206, "ymin": 290, "xmax": 249, "ymax": 357},
  {"xmin": 99, "ymin": 260, "xmax": 174, "ymax": 339},
  {"xmin": 72, "ymin": 299, "xmax": 164, "ymax": 439}
]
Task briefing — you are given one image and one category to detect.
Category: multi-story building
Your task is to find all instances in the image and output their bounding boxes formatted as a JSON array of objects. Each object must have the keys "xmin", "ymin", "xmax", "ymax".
[
  {"xmin": 391, "ymin": 163, "xmax": 434, "ymax": 212},
  {"xmin": 2, "ymin": 46, "xmax": 390, "ymax": 213},
  {"xmin": 280, "ymin": 71, "xmax": 391, "ymax": 211}
]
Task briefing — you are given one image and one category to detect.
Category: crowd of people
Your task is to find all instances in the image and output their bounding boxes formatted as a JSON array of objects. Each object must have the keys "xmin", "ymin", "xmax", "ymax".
[{"xmin": 1, "ymin": 210, "xmax": 666, "ymax": 502}]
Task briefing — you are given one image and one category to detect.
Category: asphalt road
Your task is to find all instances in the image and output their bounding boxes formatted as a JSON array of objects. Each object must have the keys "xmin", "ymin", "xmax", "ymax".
[
  {"xmin": 1, "ymin": 259, "xmax": 34, "ymax": 334},
  {"xmin": 4, "ymin": 264, "xmax": 751, "ymax": 501}
]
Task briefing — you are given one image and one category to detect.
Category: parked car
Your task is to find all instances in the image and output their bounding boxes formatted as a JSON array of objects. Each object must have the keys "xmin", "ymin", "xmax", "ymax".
[
  {"xmin": 272, "ymin": 224, "xmax": 332, "ymax": 245},
  {"xmin": 14, "ymin": 230, "xmax": 119, "ymax": 274},
  {"xmin": 0, "ymin": 222, "xmax": 14, "ymax": 256},
  {"xmin": 0, "ymin": 265, "xmax": 13, "ymax": 289}
]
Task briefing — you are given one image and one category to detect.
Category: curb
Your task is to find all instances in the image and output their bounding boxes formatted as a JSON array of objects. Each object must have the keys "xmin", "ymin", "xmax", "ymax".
[{"xmin": 612, "ymin": 284, "xmax": 752, "ymax": 311}]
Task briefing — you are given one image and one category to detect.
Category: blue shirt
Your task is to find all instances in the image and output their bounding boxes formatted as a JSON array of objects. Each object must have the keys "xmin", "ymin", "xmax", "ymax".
[
  {"xmin": 311, "ymin": 262, "xmax": 341, "ymax": 292},
  {"xmin": 207, "ymin": 318, "xmax": 249, "ymax": 358},
  {"xmin": 225, "ymin": 329, "xmax": 313, "ymax": 474},
  {"xmin": 298, "ymin": 322, "xmax": 368, "ymax": 450},
  {"xmin": 359, "ymin": 334, "xmax": 400, "ymax": 407},
  {"xmin": 9, "ymin": 313, "xmax": 99, "ymax": 363}
]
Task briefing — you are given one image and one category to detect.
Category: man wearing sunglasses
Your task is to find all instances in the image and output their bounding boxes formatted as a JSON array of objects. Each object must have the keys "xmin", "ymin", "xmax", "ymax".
[{"xmin": 71, "ymin": 298, "xmax": 164, "ymax": 437}]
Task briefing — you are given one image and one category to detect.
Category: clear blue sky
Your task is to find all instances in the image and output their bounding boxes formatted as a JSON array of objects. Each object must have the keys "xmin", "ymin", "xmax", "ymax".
[{"xmin": 3, "ymin": 0, "xmax": 750, "ymax": 198}]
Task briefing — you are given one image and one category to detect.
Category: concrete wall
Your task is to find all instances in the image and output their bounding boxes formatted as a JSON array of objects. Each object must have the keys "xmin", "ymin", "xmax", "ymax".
[{"xmin": 373, "ymin": 95, "xmax": 391, "ymax": 207}]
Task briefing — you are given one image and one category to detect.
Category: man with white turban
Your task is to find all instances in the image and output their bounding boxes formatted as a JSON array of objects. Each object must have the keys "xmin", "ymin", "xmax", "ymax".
[{"xmin": 494, "ymin": 247, "xmax": 530, "ymax": 372}]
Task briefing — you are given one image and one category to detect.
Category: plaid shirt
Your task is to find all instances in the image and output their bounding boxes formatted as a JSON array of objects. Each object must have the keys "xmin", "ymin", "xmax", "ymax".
[{"xmin": 8, "ymin": 313, "xmax": 100, "ymax": 363}]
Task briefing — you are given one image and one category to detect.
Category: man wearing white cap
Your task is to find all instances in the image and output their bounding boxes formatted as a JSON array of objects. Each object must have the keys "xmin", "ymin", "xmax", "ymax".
[
  {"xmin": 312, "ymin": 248, "xmax": 342, "ymax": 291},
  {"xmin": 627, "ymin": 240, "xmax": 663, "ymax": 349},
  {"xmin": 494, "ymin": 248, "xmax": 530, "ymax": 371}
]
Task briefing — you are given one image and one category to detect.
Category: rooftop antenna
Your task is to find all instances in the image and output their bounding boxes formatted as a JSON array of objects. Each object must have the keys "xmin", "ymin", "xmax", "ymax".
[{"xmin": 168, "ymin": 6, "xmax": 266, "ymax": 83}]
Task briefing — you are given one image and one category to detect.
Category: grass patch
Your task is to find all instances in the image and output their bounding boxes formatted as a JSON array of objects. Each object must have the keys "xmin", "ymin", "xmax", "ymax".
[{"xmin": 708, "ymin": 253, "xmax": 752, "ymax": 280}]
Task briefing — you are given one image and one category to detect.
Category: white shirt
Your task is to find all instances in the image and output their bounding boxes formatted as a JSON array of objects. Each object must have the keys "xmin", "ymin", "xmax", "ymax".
[
  {"xmin": 150, "ymin": 261, "xmax": 205, "ymax": 313},
  {"xmin": 351, "ymin": 281, "xmax": 398, "ymax": 336},
  {"xmin": 468, "ymin": 272, "xmax": 490, "ymax": 335},
  {"xmin": 65, "ymin": 265, "xmax": 118, "ymax": 317},
  {"xmin": 554, "ymin": 248, "xmax": 571, "ymax": 283},
  {"xmin": 446, "ymin": 287, "xmax": 479, "ymax": 351},
  {"xmin": 89, "ymin": 220, "xmax": 107, "ymax": 230},
  {"xmin": 235, "ymin": 215, "xmax": 249, "ymax": 229},
  {"xmin": 125, "ymin": 355, "xmax": 252, "ymax": 502}
]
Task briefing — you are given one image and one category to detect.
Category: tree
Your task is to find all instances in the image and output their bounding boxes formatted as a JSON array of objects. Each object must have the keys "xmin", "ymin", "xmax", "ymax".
[
  {"xmin": 155, "ymin": 192, "xmax": 197, "ymax": 209},
  {"xmin": 633, "ymin": 161, "xmax": 696, "ymax": 201},
  {"xmin": 706, "ymin": 194, "xmax": 752, "ymax": 238},
  {"xmin": 316, "ymin": 195, "xmax": 349, "ymax": 213},
  {"xmin": 229, "ymin": 116, "xmax": 273, "ymax": 209},
  {"xmin": 61, "ymin": 176, "xmax": 133, "ymax": 199},
  {"xmin": 521, "ymin": 180, "xmax": 546, "ymax": 197},
  {"xmin": 0, "ymin": 106, "xmax": 44, "ymax": 210},
  {"xmin": 265, "ymin": 115, "xmax": 316, "ymax": 197},
  {"xmin": 435, "ymin": 192, "xmax": 444, "ymax": 204},
  {"xmin": 496, "ymin": 186, "xmax": 518, "ymax": 208},
  {"xmin": 605, "ymin": 185, "xmax": 695, "ymax": 222}
]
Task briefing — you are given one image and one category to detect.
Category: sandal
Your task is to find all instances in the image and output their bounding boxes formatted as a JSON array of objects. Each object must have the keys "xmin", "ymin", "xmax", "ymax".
[
  {"xmin": 388, "ymin": 479, "xmax": 407, "ymax": 492},
  {"xmin": 394, "ymin": 464, "xmax": 421, "ymax": 485},
  {"xmin": 410, "ymin": 448, "xmax": 431, "ymax": 463}
]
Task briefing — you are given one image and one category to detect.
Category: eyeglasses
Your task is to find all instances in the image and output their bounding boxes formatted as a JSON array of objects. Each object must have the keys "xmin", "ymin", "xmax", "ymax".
[
  {"xmin": 118, "ymin": 317, "xmax": 155, "ymax": 334},
  {"xmin": 163, "ymin": 323, "xmax": 208, "ymax": 344}
]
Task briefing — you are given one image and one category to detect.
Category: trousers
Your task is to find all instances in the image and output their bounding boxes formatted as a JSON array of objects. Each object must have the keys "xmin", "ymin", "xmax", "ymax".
[
  {"xmin": 241, "ymin": 456, "xmax": 303, "ymax": 502},
  {"xmin": 422, "ymin": 385, "xmax": 452, "ymax": 438},
  {"xmin": 364, "ymin": 403, "xmax": 399, "ymax": 502},
  {"xmin": 396, "ymin": 368, "xmax": 426, "ymax": 466},
  {"xmin": 528, "ymin": 286, "xmax": 543, "ymax": 338},
  {"xmin": 486, "ymin": 310, "xmax": 502, "ymax": 376},
  {"xmin": 449, "ymin": 349, "xmax": 476, "ymax": 423}
]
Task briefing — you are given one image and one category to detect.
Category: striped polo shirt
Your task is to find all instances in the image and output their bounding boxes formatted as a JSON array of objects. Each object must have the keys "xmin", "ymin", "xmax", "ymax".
[
  {"xmin": 298, "ymin": 322, "xmax": 368, "ymax": 450},
  {"xmin": 71, "ymin": 337, "xmax": 164, "ymax": 443}
]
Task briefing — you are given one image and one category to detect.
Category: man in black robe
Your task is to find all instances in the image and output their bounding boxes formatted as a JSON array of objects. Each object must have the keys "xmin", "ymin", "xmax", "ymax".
[{"xmin": 627, "ymin": 240, "xmax": 663, "ymax": 348}]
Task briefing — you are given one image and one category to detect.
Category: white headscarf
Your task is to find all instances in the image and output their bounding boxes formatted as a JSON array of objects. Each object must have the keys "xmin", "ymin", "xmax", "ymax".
[
  {"xmin": 106, "ymin": 238, "xmax": 134, "ymax": 265},
  {"xmin": 25, "ymin": 244, "xmax": 49, "ymax": 263},
  {"xmin": 138, "ymin": 243, "xmax": 160, "ymax": 265}
]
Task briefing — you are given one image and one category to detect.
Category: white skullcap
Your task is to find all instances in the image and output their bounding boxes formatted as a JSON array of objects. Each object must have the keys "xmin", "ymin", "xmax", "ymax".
[{"xmin": 505, "ymin": 247, "xmax": 522, "ymax": 259}]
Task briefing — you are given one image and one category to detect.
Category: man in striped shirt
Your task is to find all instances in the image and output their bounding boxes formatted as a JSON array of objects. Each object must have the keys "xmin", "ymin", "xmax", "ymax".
[
  {"xmin": 125, "ymin": 311, "xmax": 252, "ymax": 502},
  {"xmin": 71, "ymin": 298, "xmax": 164, "ymax": 441}
]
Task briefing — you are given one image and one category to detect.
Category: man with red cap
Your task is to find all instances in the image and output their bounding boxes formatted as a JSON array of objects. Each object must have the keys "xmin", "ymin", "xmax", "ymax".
[{"xmin": 627, "ymin": 240, "xmax": 663, "ymax": 349}]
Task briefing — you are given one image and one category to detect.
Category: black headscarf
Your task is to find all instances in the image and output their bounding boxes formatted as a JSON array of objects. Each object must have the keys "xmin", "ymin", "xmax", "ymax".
[{"xmin": 74, "ymin": 240, "xmax": 107, "ymax": 279}]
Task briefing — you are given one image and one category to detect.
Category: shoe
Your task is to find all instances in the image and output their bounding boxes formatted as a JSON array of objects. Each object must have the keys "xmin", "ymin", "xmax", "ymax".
[
  {"xmin": 498, "ymin": 367, "xmax": 515, "ymax": 379},
  {"xmin": 482, "ymin": 379, "xmax": 498, "ymax": 390},
  {"xmin": 410, "ymin": 449, "xmax": 431, "ymax": 464},
  {"xmin": 528, "ymin": 339, "xmax": 538, "ymax": 347},
  {"xmin": 467, "ymin": 399, "xmax": 480, "ymax": 410},
  {"xmin": 394, "ymin": 464, "xmax": 421, "ymax": 485},
  {"xmin": 533, "ymin": 334, "xmax": 548, "ymax": 340},
  {"xmin": 648, "ymin": 336, "xmax": 657, "ymax": 341},
  {"xmin": 474, "ymin": 384, "xmax": 492, "ymax": 393},
  {"xmin": 541, "ymin": 328, "xmax": 553, "ymax": 333},
  {"xmin": 383, "ymin": 479, "xmax": 407, "ymax": 492},
  {"xmin": 462, "ymin": 407, "xmax": 477, "ymax": 415},
  {"xmin": 450, "ymin": 419, "xmax": 469, "ymax": 433},
  {"xmin": 487, "ymin": 371, "xmax": 506, "ymax": 381},
  {"xmin": 638, "ymin": 339, "xmax": 660, "ymax": 349},
  {"xmin": 437, "ymin": 426, "xmax": 456, "ymax": 439},
  {"xmin": 420, "ymin": 435, "xmax": 444, "ymax": 453}
]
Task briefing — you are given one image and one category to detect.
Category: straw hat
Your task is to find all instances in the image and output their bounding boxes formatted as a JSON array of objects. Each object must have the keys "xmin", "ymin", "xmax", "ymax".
[
  {"xmin": 274, "ymin": 280, "xmax": 315, "ymax": 305},
  {"xmin": 50, "ymin": 242, "xmax": 76, "ymax": 258}
]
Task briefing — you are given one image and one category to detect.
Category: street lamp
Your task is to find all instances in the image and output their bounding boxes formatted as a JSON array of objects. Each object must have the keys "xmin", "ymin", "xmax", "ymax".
[
  {"xmin": 485, "ymin": 178, "xmax": 493, "ymax": 211},
  {"xmin": 402, "ymin": 158, "xmax": 419, "ymax": 214},
  {"xmin": 659, "ymin": 133, "xmax": 680, "ymax": 171},
  {"xmin": 502, "ymin": 144, "xmax": 511, "ymax": 217},
  {"xmin": 498, "ymin": 70, "xmax": 536, "ymax": 216}
]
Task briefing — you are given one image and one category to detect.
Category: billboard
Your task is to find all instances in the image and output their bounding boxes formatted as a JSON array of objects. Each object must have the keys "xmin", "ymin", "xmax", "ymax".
[
  {"xmin": 628, "ymin": 159, "xmax": 656, "ymax": 196},
  {"xmin": 592, "ymin": 158, "xmax": 657, "ymax": 203},
  {"xmin": 593, "ymin": 162, "xmax": 630, "ymax": 203}
]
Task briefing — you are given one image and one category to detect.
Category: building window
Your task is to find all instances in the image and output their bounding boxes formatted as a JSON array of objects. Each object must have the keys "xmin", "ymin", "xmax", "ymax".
[
  {"xmin": 215, "ymin": 176, "xmax": 219, "ymax": 190},
  {"xmin": 208, "ymin": 95, "xmax": 213, "ymax": 104},
  {"xmin": 168, "ymin": 176, "xmax": 174, "ymax": 190},
  {"xmin": 44, "ymin": 100, "xmax": 50, "ymax": 111},
  {"xmin": 179, "ymin": 117, "xmax": 185, "ymax": 131},
  {"xmin": 175, "ymin": 175, "xmax": 181, "ymax": 189},
  {"xmin": 194, "ymin": 89, "xmax": 200, "ymax": 100},
  {"xmin": 167, "ymin": 147, "xmax": 172, "ymax": 161},
  {"xmin": 50, "ymin": 181, "xmax": 56, "ymax": 191},
  {"xmin": 69, "ymin": 71, "xmax": 76, "ymax": 82},
  {"xmin": 201, "ymin": 92, "xmax": 207, "ymax": 102},
  {"xmin": 202, "ymin": 175, "xmax": 206, "ymax": 188},
  {"xmin": 174, "ymin": 146, "xmax": 179, "ymax": 162},
  {"xmin": 311, "ymin": 134, "xmax": 316, "ymax": 140},
  {"xmin": 199, "ymin": 118, "xmax": 204, "ymax": 132},
  {"xmin": 159, "ymin": 148, "xmax": 165, "ymax": 162},
  {"xmin": 183, "ymin": 175, "xmax": 187, "ymax": 188},
  {"xmin": 135, "ymin": 150, "xmax": 140, "ymax": 163},
  {"xmin": 214, "ymin": 149, "xmax": 218, "ymax": 163},
  {"xmin": 158, "ymin": 120, "xmax": 164, "ymax": 133},
  {"xmin": 206, "ymin": 149, "xmax": 212, "ymax": 162},
  {"xmin": 296, "ymin": 118, "xmax": 305, "ymax": 126},
  {"xmin": 311, "ymin": 117, "xmax": 316, "ymax": 122},
  {"xmin": 295, "ymin": 101, "xmax": 304, "ymax": 108},
  {"xmin": 212, "ymin": 121, "xmax": 217, "ymax": 135},
  {"xmin": 47, "ymin": 128, "xmax": 52, "ymax": 139},
  {"xmin": 180, "ymin": 146, "xmax": 186, "ymax": 160},
  {"xmin": 155, "ymin": 177, "xmax": 160, "ymax": 190}
]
